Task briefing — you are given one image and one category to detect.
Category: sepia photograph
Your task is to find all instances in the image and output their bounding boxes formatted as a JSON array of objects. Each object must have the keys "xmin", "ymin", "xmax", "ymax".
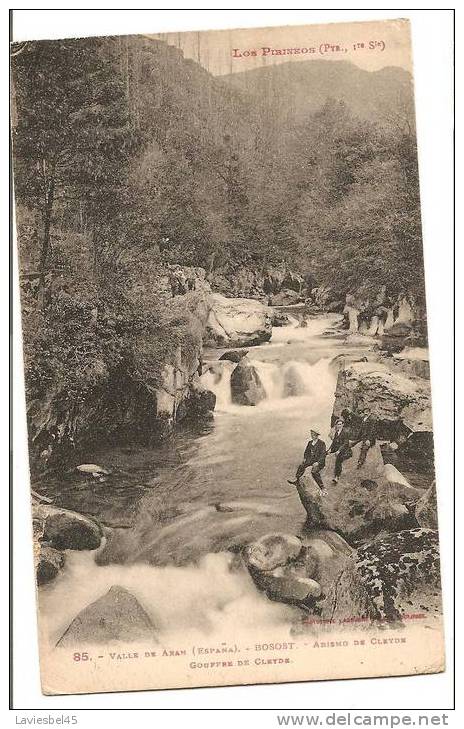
[{"xmin": 10, "ymin": 17, "xmax": 446, "ymax": 697}]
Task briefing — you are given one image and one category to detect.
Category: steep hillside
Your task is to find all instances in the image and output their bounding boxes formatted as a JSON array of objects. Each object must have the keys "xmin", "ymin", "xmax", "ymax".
[
  {"xmin": 12, "ymin": 37, "xmax": 425, "ymax": 470},
  {"xmin": 222, "ymin": 60, "xmax": 414, "ymax": 126}
]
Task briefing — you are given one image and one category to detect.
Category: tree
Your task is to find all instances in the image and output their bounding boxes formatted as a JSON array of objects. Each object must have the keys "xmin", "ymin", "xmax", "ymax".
[
  {"xmin": 287, "ymin": 99, "xmax": 424, "ymax": 302},
  {"xmin": 11, "ymin": 38, "xmax": 136, "ymax": 295}
]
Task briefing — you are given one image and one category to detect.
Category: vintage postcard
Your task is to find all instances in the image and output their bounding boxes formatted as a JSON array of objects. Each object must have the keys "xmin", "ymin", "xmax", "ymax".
[{"xmin": 11, "ymin": 18, "xmax": 444, "ymax": 695}]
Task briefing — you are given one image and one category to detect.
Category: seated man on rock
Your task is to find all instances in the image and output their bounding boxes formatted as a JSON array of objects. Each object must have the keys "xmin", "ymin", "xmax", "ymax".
[
  {"xmin": 288, "ymin": 428, "xmax": 327, "ymax": 495},
  {"xmin": 352, "ymin": 411, "xmax": 377, "ymax": 468},
  {"xmin": 328, "ymin": 417, "xmax": 352, "ymax": 483}
]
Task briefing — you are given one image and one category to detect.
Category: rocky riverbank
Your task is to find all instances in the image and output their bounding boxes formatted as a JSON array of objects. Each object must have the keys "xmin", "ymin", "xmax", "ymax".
[
  {"xmin": 29, "ymin": 268, "xmax": 277, "ymax": 473},
  {"xmin": 33, "ymin": 502, "xmax": 104, "ymax": 585},
  {"xmin": 240, "ymin": 338, "xmax": 439, "ymax": 628},
  {"xmin": 34, "ymin": 303, "xmax": 440, "ymax": 647}
]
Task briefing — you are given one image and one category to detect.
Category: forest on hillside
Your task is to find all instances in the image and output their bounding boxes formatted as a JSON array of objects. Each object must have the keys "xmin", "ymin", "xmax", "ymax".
[{"xmin": 11, "ymin": 35, "xmax": 425, "ymax": 461}]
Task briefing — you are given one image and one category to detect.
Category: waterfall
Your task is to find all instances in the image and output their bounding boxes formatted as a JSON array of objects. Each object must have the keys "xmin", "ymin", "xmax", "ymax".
[
  {"xmin": 201, "ymin": 357, "xmax": 336, "ymax": 416},
  {"xmin": 39, "ymin": 550, "xmax": 296, "ymax": 648},
  {"xmin": 38, "ymin": 314, "xmax": 347, "ymax": 649},
  {"xmin": 200, "ymin": 361, "xmax": 234, "ymax": 409}
]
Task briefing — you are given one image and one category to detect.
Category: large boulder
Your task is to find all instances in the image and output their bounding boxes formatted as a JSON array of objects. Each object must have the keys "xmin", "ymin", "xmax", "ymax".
[
  {"xmin": 230, "ymin": 359, "xmax": 266, "ymax": 406},
  {"xmin": 332, "ymin": 361, "xmax": 432, "ymax": 441},
  {"xmin": 300, "ymin": 530, "xmax": 355, "ymax": 602},
  {"xmin": 186, "ymin": 381, "xmax": 216, "ymax": 417},
  {"xmin": 36, "ymin": 544, "xmax": 65, "ymax": 585},
  {"xmin": 154, "ymin": 345, "xmax": 201, "ymax": 424},
  {"xmin": 328, "ymin": 528, "xmax": 442, "ymax": 624},
  {"xmin": 390, "ymin": 348, "xmax": 430, "ymax": 379},
  {"xmin": 256, "ymin": 571, "xmax": 322, "ymax": 605},
  {"xmin": 33, "ymin": 504, "xmax": 103, "ymax": 551},
  {"xmin": 329, "ymin": 353, "xmax": 370, "ymax": 374},
  {"xmin": 135, "ymin": 286, "xmax": 210, "ymax": 434},
  {"xmin": 244, "ymin": 533, "xmax": 303, "ymax": 571},
  {"xmin": 57, "ymin": 586, "xmax": 155, "ymax": 646},
  {"xmin": 381, "ymin": 321, "xmax": 413, "ymax": 353},
  {"xmin": 383, "ymin": 464, "xmax": 423, "ymax": 499},
  {"xmin": 243, "ymin": 531, "xmax": 353, "ymax": 609},
  {"xmin": 243, "ymin": 533, "xmax": 320, "ymax": 606},
  {"xmin": 296, "ymin": 444, "xmax": 415, "ymax": 540},
  {"xmin": 205, "ymin": 293, "xmax": 272, "ymax": 348}
]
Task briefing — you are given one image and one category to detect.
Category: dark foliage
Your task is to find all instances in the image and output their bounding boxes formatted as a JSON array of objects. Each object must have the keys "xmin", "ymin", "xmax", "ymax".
[{"xmin": 11, "ymin": 36, "xmax": 426, "ymax": 463}]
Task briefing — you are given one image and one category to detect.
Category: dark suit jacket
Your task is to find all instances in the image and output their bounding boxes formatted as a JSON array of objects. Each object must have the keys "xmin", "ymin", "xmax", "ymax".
[
  {"xmin": 353, "ymin": 417, "xmax": 377, "ymax": 446},
  {"xmin": 303, "ymin": 438, "xmax": 326, "ymax": 467},
  {"xmin": 329, "ymin": 427, "xmax": 351, "ymax": 454}
]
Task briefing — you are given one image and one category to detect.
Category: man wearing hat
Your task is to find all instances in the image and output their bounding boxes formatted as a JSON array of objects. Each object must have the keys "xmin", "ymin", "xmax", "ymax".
[{"xmin": 288, "ymin": 428, "xmax": 327, "ymax": 494}]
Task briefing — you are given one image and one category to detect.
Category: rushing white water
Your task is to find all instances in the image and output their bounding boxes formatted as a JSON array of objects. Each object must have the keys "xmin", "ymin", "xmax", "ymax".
[
  {"xmin": 200, "ymin": 361, "xmax": 234, "ymax": 409},
  {"xmin": 39, "ymin": 314, "xmax": 348, "ymax": 646},
  {"xmin": 201, "ymin": 314, "xmax": 341, "ymax": 415},
  {"xmin": 201, "ymin": 354, "xmax": 336, "ymax": 432},
  {"xmin": 39, "ymin": 550, "xmax": 297, "ymax": 646},
  {"xmin": 270, "ymin": 314, "xmax": 336, "ymax": 343}
]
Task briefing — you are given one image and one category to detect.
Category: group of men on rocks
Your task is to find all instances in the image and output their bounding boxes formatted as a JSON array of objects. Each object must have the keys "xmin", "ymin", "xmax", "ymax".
[{"xmin": 288, "ymin": 410, "xmax": 377, "ymax": 496}]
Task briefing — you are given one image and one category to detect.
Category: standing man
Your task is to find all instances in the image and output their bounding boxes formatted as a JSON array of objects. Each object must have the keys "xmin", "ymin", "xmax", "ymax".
[
  {"xmin": 353, "ymin": 412, "xmax": 377, "ymax": 468},
  {"xmin": 288, "ymin": 428, "xmax": 327, "ymax": 495},
  {"xmin": 329, "ymin": 417, "xmax": 352, "ymax": 483}
]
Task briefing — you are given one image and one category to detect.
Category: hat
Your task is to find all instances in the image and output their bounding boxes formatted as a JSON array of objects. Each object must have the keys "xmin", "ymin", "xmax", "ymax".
[{"xmin": 310, "ymin": 427, "xmax": 320, "ymax": 436}]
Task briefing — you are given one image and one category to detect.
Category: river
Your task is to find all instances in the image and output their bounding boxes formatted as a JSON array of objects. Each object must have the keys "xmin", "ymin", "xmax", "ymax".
[{"xmin": 37, "ymin": 310, "xmax": 373, "ymax": 645}]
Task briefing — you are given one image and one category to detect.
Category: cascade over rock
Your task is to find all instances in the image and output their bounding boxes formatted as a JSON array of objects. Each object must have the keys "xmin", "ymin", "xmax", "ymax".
[
  {"xmin": 282, "ymin": 365, "xmax": 307, "ymax": 397},
  {"xmin": 230, "ymin": 358, "xmax": 266, "ymax": 406},
  {"xmin": 338, "ymin": 287, "xmax": 426, "ymax": 354},
  {"xmin": 344, "ymin": 305, "xmax": 360, "ymax": 333}
]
